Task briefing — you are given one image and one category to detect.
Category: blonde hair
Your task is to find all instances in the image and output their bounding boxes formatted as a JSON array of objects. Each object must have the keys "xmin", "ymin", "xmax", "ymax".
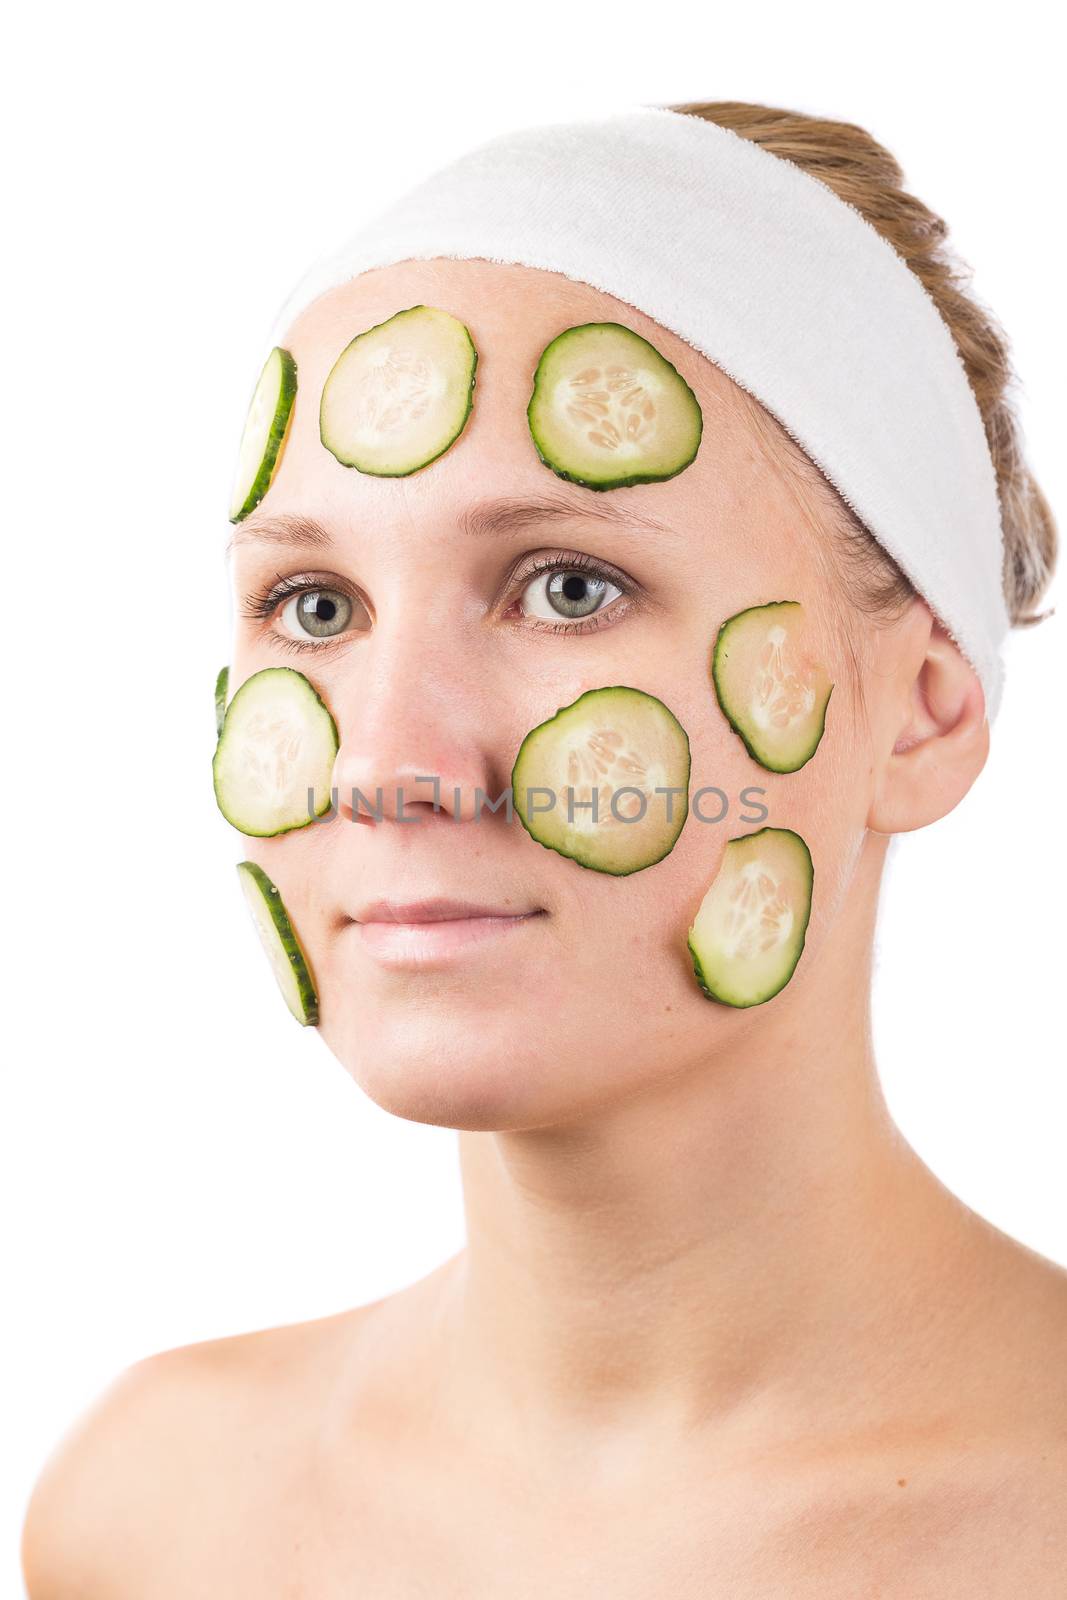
[{"xmin": 666, "ymin": 99, "xmax": 1057, "ymax": 629}]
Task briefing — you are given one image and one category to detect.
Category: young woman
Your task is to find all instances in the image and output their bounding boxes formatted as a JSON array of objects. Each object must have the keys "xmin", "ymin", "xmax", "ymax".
[{"xmin": 22, "ymin": 101, "xmax": 1064, "ymax": 1597}]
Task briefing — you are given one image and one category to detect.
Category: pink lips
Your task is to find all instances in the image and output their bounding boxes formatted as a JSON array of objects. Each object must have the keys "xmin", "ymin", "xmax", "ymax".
[{"xmin": 353, "ymin": 897, "xmax": 546, "ymax": 964}]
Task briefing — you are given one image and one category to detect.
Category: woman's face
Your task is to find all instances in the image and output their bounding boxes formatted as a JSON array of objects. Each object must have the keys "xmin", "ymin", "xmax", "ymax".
[{"xmin": 227, "ymin": 257, "xmax": 884, "ymax": 1129}]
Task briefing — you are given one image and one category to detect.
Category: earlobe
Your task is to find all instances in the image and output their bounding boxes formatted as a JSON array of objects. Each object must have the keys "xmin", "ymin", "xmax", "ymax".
[{"xmin": 867, "ymin": 615, "xmax": 990, "ymax": 834}]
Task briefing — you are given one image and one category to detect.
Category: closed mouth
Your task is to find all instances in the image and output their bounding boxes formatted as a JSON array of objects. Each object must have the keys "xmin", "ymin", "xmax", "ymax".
[
  {"xmin": 354, "ymin": 897, "xmax": 543, "ymax": 925},
  {"xmin": 349, "ymin": 900, "xmax": 547, "ymax": 964}
]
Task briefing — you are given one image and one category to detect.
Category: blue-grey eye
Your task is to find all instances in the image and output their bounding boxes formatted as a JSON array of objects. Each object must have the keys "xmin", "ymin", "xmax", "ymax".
[
  {"xmin": 521, "ymin": 569, "xmax": 623, "ymax": 621},
  {"xmin": 280, "ymin": 587, "xmax": 356, "ymax": 640}
]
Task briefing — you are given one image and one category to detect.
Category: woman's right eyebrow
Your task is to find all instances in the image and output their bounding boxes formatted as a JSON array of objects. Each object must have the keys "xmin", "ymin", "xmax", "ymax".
[
  {"xmin": 226, "ymin": 492, "xmax": 684, "ymax": 561},
  {"xmin": 226, "ymin": 513, "xmax": 334, "ymax": 560}
]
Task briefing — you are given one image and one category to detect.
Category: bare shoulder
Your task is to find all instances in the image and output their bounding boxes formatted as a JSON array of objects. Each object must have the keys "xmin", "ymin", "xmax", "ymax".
[
  {"xmin": 19, "ymin": 1303, "xmax": 374, "ymax": 1600},
  {"xmin": 975, "ymin": 1225, "xmax": 1067, "ymax": 1423},
  {"xmin": 882, "ymin": 1232, "xmax": 1067, "ymax": 1595}
]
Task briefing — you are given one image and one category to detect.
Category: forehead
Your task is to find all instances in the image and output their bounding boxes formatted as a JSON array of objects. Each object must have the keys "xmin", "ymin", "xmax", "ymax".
[
  {"xmin": 252, "ymin": 256, "xmax": 762, "ymax": 530},
  {"xmin": 282, "ymin": 254, "xmax": 731, "ymax": 391}
]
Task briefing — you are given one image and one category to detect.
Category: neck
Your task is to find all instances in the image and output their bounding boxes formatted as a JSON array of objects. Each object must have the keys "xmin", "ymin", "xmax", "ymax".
[{"xmin": 437, "ymin": 834, "xmax": 983, "ymax": 1461}]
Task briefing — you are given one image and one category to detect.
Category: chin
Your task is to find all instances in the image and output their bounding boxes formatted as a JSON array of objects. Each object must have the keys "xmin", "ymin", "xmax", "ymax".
[{"xmin": 316, "ymin": 1005, "xmax": 617, "ymax": 1132}]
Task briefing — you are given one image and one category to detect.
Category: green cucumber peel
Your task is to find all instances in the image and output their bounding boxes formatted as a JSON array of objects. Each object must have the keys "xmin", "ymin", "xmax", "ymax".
[
  {"xmin": 527, "ymin": 321, "xmax": 702, "ymax": 491},
  {"xmin": 229, "ymin": 347, "xmax": 298, "ymax": 523},
  {"xmin": 214, "ymin": 665, "xmax": 229, "ymax": 736},
  {"xmin": 237, "ymin": 860, "xmax": 319, "ymax": 1026},
  {"xmin": 711, "ymin": 601, "xmax": 833, "ymax": 774},
  {"xmin": 319, "ymin": 305, "xmax": 477, "ymax": 476},
  {"xmin": 687, "ymin": 825, "xmax": 813, "ymax": 1007},
  {"xmin": 213, "ymin": 666, "xmax": 339, "ymax": 838},
  {"xmin": 511, "ymin": 684, "xmax": 691, "ymax": 875}
]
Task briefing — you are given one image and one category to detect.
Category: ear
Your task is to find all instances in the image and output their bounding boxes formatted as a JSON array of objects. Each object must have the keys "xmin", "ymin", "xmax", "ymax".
[{"xmin": 867, "ymin": 603, "xmax": 990, "ymax": 834}]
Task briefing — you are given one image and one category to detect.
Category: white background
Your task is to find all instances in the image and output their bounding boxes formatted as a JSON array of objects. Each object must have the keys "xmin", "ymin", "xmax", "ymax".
[{"xmin": 4, "ymin": 3, "xmax": 1064, "ymax": 1590}]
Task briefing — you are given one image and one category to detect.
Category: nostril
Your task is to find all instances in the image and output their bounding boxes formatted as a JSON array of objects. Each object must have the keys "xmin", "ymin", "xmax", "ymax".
[
  {"xmin": 340, "ymin": 798, "xmax": 377, "ymax": 826},
  {"xmin": 337, "ymin": 785, "xmax": 447, "ymax": 824}
]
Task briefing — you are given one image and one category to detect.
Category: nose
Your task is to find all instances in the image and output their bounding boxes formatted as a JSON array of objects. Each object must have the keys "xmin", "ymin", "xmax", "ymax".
[{"xmin": 328, "ymin": 614, "xmax": 508, "ymax": 827}]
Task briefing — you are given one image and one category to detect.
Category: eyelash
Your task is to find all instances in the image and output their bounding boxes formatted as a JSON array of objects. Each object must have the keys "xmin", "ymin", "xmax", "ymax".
[
  {"xmin": 508, "ymin": 550, "xmax": 633, "ymax": 635},
  {"xmin": 239, "ymin": 550, "xmax": 634, "ymax": 650},
  {"xmin": 238, "ymin": 574, "xmax": 350, "ymax": 657}
]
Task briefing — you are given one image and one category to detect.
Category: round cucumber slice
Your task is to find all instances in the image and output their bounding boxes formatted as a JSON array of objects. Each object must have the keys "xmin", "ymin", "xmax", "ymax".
[
  {"xmin": 688, "ymin": 826, "xmax": 813, "ymax": 1007},
  {"xmin": 237, "ymin": 861, "xmax": 319, "ymax": 1026},
  {"xmin": 512, "ymin": 686, "xmax": 690, "ymax": 875},
  {"xmin": 213, "ymin": 667, "xmax": 339, "ymax": 838},
  {"xmin": 527, "ymin": 322, "xmax": 702, "ymax": 490},
  {"xmin": 214, "ymin": 665, "xmax": 229, "ymax": 737},
  {"xmin": 319, "ymin": 304, "xmax": 477, "ymax": 475},
  {"xmin": 712, "ymin": 601, "xmax": 833, "ymax": 773},
  {"xmin": 228, "ymin": 347, "xmax": 298, "ymax": 523}
]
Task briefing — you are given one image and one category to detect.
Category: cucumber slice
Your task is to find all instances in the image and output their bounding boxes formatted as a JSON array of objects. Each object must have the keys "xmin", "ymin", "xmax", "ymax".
[
  {"xmin": 213, "ymin": 667, "xmax": 339, "ymax": 838},
  {"xmin": 712, "ymin": 602, "xmax": 833, "ymax": 773},
  {"xmin": 527, "ymin": 322, "xmax": 702, "ymax": 490},
  {"xmin": 319, "ymin": 304, "xmax": 477, "ymax": 475},
  {"xmin": 214, "ymin": 665, "xmax": 229, "ymax": 736},
  {"xmin": 512, "ymin": 686, "xmax": 690, "ymax": 875},
  {"xmin": 237, "ymin": 861, "xmax": 319, "ymax": 1026},
  {"xmin": 228, "ymin": 347, "xmax": 297, "ymax": 523},
  {"xmin": 688, "ymin": 827, "xmax": 813, "ymax": 1007}
]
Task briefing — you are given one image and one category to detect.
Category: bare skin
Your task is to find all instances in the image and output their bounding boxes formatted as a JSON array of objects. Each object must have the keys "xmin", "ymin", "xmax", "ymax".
[{"xmin": 21, "ymin": 258, "xmax": 1067, "ymax": 1596}]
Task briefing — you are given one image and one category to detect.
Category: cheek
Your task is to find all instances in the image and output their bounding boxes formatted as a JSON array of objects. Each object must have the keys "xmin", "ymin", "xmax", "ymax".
[
  {"xmin": 229, "ymin": 617, "xmax": 280, "ymax": 686},
  {"xmin": 233, "ymin": 632, "xmax": 870, "ymax": 1108},
  {"xmin": 242, "ymin": 824, "xmax": 336, "ymax": 1002},
  {"xmin": 661, "ymin": 652, "xmax": 872, "ymax": 1003}
]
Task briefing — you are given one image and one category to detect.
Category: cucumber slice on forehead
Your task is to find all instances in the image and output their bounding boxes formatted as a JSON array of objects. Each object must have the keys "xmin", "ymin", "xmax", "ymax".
[
  {"xmin": 319, "ymin": 304, "xmax": 477, "ymax": 475},
  {"xmin": 228, "ymin": 347, "xmax": 298, "ymax": 523},
  {"xmin": 213, "ymin": 667, "xmax": 339, "ymax": 838},
  {"xmin": 688, "ymin": 826, "xmax": 813, "ymax": 1007},
  {"xmin": 712, "ymin": 602, "xmax": 833, "ymax": 773},
  {"xmin": 237, "ymin": 861, "xmax": 319, "ymax": 1026},
  {"xmin": 512, "ymin": 686, "xmax": 690, "ymax": 874},
  {"xmin": 527, "ymin": 322, "xmax": 702, "ymax": 490}
]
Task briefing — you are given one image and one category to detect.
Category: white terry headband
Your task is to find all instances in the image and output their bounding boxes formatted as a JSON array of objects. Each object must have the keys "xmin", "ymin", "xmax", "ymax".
[{"xmin": 269, "ymin": 102, "xmax": 1010, "ymax": 719}]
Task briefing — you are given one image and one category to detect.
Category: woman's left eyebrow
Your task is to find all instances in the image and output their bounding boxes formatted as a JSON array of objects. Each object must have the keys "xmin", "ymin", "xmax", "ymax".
[
  {"xmin": 460, "ymin": 492, "xmax": 683, "ymax": 544},
  {"xmin": 227, "ymin": 493, "xmax": 683, "ymax": 560}
]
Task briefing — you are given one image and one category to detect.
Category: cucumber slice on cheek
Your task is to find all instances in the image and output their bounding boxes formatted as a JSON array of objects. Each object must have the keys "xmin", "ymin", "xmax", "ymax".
[
  {"xmin": 512, "ymin": 686, "xmax": 691, "ymax": 875},
  {"xmin": 213, "ymin": 667, "xmax": 339, "ymax": 838},
  {"xmin": 228, "ymin": 347, "xmax": 298, "ymax": 523},
  {"xmin": 214, "ymin": 665, "xmax": 229, "ymax": 737},
  {"xmin": 688, "ymin": 827, "xmax": 813, "ymax": 1007},
  {"xmin": 527, "ymin": 322, "xmax": 702, "ymax": 490},
  {"xmin": 319, "ymin": 304, "xmax": 477, "ymax": 475},
  {"xmin": 712, "ymin": 601, "xmax": 833, "ymax": 773},
  {"xmin": 237, "ymin": 862, "xmax": 318, "ymax": 1026}
]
